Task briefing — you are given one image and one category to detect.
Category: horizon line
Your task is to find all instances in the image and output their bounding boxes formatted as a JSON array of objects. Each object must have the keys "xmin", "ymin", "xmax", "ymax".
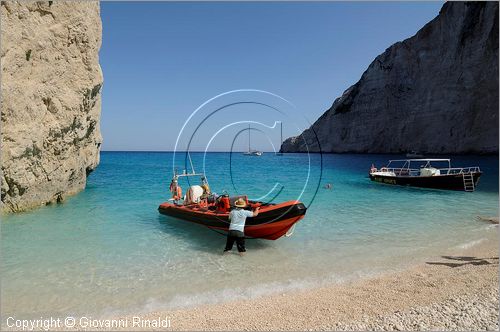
[
  {"xmin": 99, "ymin": 150, "xmax": 499, "ymax": 156},
  {"xmin": 100, "ymin": 150, "xmax": 280, "ymax": 153}
]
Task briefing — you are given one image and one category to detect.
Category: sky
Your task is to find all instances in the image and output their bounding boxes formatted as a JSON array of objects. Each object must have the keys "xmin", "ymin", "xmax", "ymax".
[{"xmin": 100, "ymin": 1, "xmax": 443, "ymax": 152}]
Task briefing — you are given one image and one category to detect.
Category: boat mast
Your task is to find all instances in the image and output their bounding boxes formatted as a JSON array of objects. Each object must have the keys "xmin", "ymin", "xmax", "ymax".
[
  {"xmin": 248, "ymin": 124, "xmax": 251, "ymax": 152},
  {"xmin": 280, "ymin": 121, "xmax": 283, "ymax": 147},
  {"xmin": 188, "ymin": 151, "xmax": 195, "ymax": 174}
]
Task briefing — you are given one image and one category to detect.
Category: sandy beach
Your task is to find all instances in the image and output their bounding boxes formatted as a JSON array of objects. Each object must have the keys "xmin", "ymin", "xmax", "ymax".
[{"xmin": 106, "ymin": 227, "xmax": 498, "ymax": 331}]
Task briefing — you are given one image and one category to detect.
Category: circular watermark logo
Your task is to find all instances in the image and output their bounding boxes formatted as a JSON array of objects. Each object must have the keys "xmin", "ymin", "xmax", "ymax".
[{"xmin": 171, "ymin": 89, "xmax": 323, "ymax": 227}]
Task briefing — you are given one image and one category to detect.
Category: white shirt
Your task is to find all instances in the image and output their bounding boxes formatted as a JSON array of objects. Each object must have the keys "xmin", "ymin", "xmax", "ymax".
[{"xmin": 228, "ymin": 208, "xmax": 254, "ymax": 232}]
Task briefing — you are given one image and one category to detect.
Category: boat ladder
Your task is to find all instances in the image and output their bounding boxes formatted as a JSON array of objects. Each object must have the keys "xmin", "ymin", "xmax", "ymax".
[{"xmin": 462, "ymin": 172, "xmax": 475, "ymax": 192}]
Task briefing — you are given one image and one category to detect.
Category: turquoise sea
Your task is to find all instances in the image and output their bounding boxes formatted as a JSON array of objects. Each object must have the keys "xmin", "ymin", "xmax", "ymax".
[{"xmin": 1, "ymin": 152, "xmax": 498, "ymax": 319}]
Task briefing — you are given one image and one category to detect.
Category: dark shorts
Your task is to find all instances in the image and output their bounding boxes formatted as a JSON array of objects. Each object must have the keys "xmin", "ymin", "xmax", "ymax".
[{"xmin": 224, "ymin": 230, "xmax": 246, "ymax": 252}]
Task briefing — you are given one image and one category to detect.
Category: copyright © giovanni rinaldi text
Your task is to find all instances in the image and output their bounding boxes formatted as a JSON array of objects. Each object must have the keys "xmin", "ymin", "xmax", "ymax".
[{"xmin": 5, "ymin": 316, "xmax": 171, "ymax": 330}]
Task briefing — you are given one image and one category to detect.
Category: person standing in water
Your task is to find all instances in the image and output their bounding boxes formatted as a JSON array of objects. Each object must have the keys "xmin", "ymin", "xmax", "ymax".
[{"xmin": 223, "ymin": 198, "xmax": 259, "ymax": 256}]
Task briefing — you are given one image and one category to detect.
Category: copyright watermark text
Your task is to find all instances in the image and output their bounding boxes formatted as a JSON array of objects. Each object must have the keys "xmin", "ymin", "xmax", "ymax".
[{"xmin": 5, "ymin": 316, "xmax": 171, "ymax": 331}]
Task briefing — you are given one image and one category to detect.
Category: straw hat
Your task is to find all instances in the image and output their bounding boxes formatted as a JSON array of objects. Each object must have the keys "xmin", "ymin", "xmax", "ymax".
[{"xmin": 234, "ymin": 198, "xmax": 247, "ymax": 208}]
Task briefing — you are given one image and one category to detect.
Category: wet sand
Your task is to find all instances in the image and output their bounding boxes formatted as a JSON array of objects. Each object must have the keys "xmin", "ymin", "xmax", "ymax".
[{"xmin": 114, "ymin": 228, "xmax": 498, "ymax": 331}]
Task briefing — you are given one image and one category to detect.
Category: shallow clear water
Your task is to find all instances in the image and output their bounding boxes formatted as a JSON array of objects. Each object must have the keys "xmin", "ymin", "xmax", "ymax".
[{"xmin": 1, "ymin": 152, "xmax": 498, "ymax": 319}]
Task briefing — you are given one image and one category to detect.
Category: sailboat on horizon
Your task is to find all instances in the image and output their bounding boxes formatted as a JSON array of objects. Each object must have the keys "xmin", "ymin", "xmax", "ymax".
[
  {"xmin": 243, "ymin": 124, "xmax": 263, "ymax": 156},
  {"xmin": 276, "ymin": 121, "xmax": 283, "ymax": 156}
]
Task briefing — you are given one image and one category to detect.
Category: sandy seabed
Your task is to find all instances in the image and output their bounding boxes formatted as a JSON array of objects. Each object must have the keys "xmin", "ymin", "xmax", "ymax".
[{"xmin": 7, "ymin": 228, "xmax": 499, "ymax": 331}]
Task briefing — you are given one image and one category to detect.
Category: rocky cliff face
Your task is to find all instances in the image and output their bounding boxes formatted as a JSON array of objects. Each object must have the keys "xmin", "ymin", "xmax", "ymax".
[
  {"xmin": 1, "ymin": 1, "xmax": 103, "ymax": 212},
  {"xmin": 282, "ymin": 2, "xmax": 498, "ymax": 154}
]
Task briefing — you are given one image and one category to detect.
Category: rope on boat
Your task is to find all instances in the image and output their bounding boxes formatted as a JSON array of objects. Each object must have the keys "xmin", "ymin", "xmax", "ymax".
[{"xmin": 285, "ymin": 223, "xmax": 296, "ymax": 237}]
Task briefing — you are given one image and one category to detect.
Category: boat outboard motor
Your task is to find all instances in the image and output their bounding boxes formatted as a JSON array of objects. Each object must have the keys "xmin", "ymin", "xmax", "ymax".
[{"xmin": 207, "ymin": 194, "xmax": 217, "ymax": 204}]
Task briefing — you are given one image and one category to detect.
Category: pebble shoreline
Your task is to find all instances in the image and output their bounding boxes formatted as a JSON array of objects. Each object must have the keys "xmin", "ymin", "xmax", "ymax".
[{"xmin": 333, "ymin": 286, "xmax": 499, "ymax": 331}]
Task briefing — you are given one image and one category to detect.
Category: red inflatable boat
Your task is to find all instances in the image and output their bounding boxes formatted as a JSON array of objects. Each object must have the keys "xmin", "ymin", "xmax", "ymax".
[{"xmin": 158, "ymin": 172, "xmax": 307, "ymax": 240}]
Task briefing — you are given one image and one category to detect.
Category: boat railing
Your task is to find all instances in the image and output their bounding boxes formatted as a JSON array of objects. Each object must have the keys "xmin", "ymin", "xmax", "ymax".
[
  {"xmin": 375, "ymin": 166, "xmax": 480, "ymax": 176},
  {"xmin": 441, "ymin": 167, "xmax": 481, "ymax": 175}
]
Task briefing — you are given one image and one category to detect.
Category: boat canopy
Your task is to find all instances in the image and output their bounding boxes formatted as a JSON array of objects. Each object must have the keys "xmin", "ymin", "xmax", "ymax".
[
  {"xmin": 387, "ymin": 159, "xmax": 451, "ymax": 169},
  {"xmin": 389, "ymin": 159, "xmax": 450, "ymax": 162}
]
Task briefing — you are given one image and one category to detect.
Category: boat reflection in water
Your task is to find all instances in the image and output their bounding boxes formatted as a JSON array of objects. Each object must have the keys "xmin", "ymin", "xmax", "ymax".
[{"xmin": 369, "ymin": 159, "xmax": 482, "ymax": 192}]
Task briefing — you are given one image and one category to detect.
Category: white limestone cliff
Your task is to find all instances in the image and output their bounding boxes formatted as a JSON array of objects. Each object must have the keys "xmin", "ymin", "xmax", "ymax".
[
  {"xmin": 1, "ymin": 1, "xmax": 103, "ymax": 212},
  {"xmin": 282, "ymin": 2, "xmax": 499, "ymax": 154}
]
